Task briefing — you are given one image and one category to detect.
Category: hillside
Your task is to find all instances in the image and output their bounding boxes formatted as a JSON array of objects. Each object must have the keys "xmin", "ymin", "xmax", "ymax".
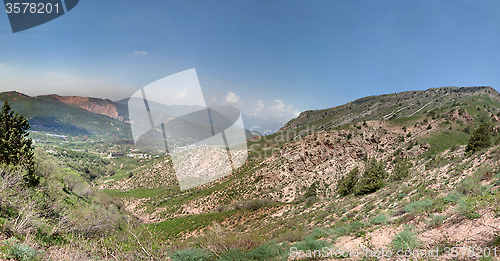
[
  {"xmin": 95, "ymin": 86, "xmax": 500, "ymax": 259},
  {"xmin": 3, "ymin": 86, "xmax": 500, "ymax": 260},
  {"xmin": 279, "ymin": 86, "xmax": 499, "ymax": 133}
]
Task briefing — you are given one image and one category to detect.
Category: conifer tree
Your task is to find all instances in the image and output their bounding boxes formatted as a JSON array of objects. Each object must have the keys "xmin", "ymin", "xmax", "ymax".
[
  {"xmin": 0, "ymin": 102, "xmax": 37, "ymax": 186},
  {"xmin": 465, "ymin": 122, "xmax": 491, "ymax": 154},
  {"xmin": 355, "ymin": 158, "xmax": 386, "ymax": 195},
  {"xmin": 337, "ymin": 167, "xmax": 359, "ymax": 196}
]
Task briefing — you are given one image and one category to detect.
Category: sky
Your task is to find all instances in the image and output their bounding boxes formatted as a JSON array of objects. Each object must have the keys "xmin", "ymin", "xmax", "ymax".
[{"xmin": 1, "ymin": 0, "xmax": 500, "ymax": 131}]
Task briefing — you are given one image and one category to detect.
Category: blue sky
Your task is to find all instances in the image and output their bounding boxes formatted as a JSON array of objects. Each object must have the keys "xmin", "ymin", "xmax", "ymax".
[{"xmin": 1, "ymin": 0, "xmax": 500, "ymax": 130}]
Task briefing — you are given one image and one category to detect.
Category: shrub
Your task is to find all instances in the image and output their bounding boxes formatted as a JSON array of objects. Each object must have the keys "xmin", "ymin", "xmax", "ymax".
[
  {"xmin": 391, "ymin": 228, "xmax": 421, "ymax": 251},
  {"xmin": 242, "ymin": 199, "xmax": 276, "ymax": 211},
  {"xmin": 337, "ymin": 167, "xmax": 359, "ymax": 196},
  {"xmin": 404, "ymin": 199, "xmax": 433, "ymax": 213},
  {"xmin": 304, "ymin": 182, "xmax": 318, "ymax": 198},
  {"xmin": 466, "ymin": 122, "xmax": 491, "ymax": 153},
  {"xmin": 1, "ymin": 238, "xmax": 43, "ymax": 261},
  {"xmin": 218, "ymin": 249, "xmax": 249, "ymax": 261},
  {"xmin": 247, "ymin": 241, "xmax": 284, "ymax": 260},
  {"xmin": 390, "ymin": 159, "xmax": 411, "ymax": 181},
  {"xmin": 494, "ymin": 235, "xmax": 500, "ymax": 247},
  {"xmin": 456, "ymin": 177, "xmax": 481, "ymax": 196},
  {"xmin": 305, "ymin": 228, "xmax": 330, "ymax": 240},
  {"xmin": 429, "ymin": 215, "xmax": 445, "ymax": 228},
  {"xmin": 354, "ymin": 159, "xmax": 386, "ymax": 195},
  {"xmin": 443, "ymin": 191, "xmax": 463, "ymax": 204},
  {"xmin": 458, "ymin": 197, "xmax": 481, "ymax": 219},
  {"xmin": 370, "ymin": 214, "xmax": 389, "ymax": 225},
  {"xmin": 170, "ymin": 248, "xmax": 214, "ymax": 261},
  {"xmin": 292, "ymin": 237, "xmax": 329, "ymax": 252}
]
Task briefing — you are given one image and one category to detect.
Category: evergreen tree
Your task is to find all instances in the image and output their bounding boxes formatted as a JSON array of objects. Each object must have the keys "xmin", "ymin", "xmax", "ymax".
[
  {"xmin": 355, "ymin": 158, "xmax": 386, "ymax": 195},
  {"xmin": 337, "ymin": 167, "xmax": 359, "ymax": 196},
  {"xmin": 465, "ymin": 122, "xmax": 491, "ymax": 154},
  {"xmin": 0, "ymin": 102, "xmax": 37, "ymax": 186}
]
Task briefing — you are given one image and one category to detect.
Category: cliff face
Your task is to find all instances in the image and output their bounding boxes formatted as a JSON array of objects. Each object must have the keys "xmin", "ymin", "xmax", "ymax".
[{"xmin": 49, "ymin": 95, "xmax": 126, "ymax": 121}]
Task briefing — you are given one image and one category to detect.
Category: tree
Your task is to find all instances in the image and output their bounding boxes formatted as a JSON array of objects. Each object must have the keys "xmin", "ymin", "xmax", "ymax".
[
  {"xmin": 0, "ymin": 102, "xmax": 37, "ymax": 186},
  {"xmin": 390, "ymin": 158, "xmax": 411, "ymax": 181},
  {"xmin": 355, "ymin": 158, "xmax": 386, "ymax": 195},
  {"xmin": 465, "ymin": 122, "xmax": 491, "ymax": 154},
  {"xmin": 337, "ymin": 167, "xmax": 359, "ymax": 196}
]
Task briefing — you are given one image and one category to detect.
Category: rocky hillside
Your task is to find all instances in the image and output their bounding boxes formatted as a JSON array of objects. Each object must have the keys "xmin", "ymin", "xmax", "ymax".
[
  {"xmin": 45, "ymin": 94, "xmax": 129, "ymax": 121},
  {"xmin": 279, "ymin": 86, "xmax": 499, "ymax": 132},
  {"xmin": 95, "ymin": 86, "xmax": 500, "ymax": 259}
]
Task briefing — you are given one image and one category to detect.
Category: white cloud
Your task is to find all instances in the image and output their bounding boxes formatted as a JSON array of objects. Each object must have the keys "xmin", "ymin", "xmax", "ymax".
[
  {"xmin": 223, "ymin": 91, "xmax": 243, "ymax": 105},
  {"xmin": 252, "ymin": 100, "xmax": 265, "ymax": 112},
  {"xmin": 211, "ymin": 97, "xmax": 217, "ymax": 102},
  {"xmin": 134, "ymin": 51, "xmax": 147, "ymax": 54},
  {"xmin": 267, "ymin": 99, "xmax": 300, "ymax": 118},
  {"xmin": 176, "ymin": 88, "xmax": 188, "ymax": 99}
]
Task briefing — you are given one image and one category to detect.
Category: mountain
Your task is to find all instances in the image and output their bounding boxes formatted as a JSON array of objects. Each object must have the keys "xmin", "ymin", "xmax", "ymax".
[
  {"xmin": 45, "ymin": 94, "xmax": 129, "ymax": 121},
  {"xmin": 279, "ymin": 86, "xmax": 500, "ymax": 132},
  {"xmin": 0, "ymin": 91, "xmax": 131, "ymax": 137}
]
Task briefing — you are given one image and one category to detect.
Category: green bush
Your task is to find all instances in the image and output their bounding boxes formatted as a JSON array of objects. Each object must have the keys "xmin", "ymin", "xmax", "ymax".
[
  {"xmin": 391, "ymin": 228, "xmax": 421, "ymax": 251},
  {"xmin": 354, "ymin": 159, "xmax": 386, "ymax": 195},
  {"xmin": 429, "ymin": 215, "xmax": 445, "ymax": 227},
  {"xmin": 170, "ymin": 248, "xmax": 214, "ymax": 261},
  {"xmin": 404, "ymin": 199, "xmax": 433, "ymax": 213},
  {"xmin": 337, "ymin": 167, "xmax": 359, "ymax": 196},
  {"xmin": 370, "ymin": 214, "xmax": 389, "ymax": 225},
  {"xmin": 456, "ymin": 177, "xmax": 481, "ymax": 196},
  {"xmin": 304, "ymin": 228, "xmax": 330, "ymax": 240},
  {"xmin": 466, "ymin": 122, "xmax": 491, "ymax": 153},
  {"xmin": 1, "ymin": 238, "xmax": 43, "ymax": 261},
  {"xmin": 443, "ymin": 191, "xmax": 463, "ymax": 203},
  {"xmin": 218, "ymin": 249, "xmax": 251, "ymax": 261},
  {"xmin": 304, "ymin": 182, "xmax": 318, "ymax": 198},
  {"xmin": 292, "ymin": 238, "xmax": 329, "ymax": 252},
  {"xmin": 390, "ymin": 159, "xmax": 411, "ymax": 181},
  {"xmin": 247, "ymin": 242, "xmax": 284, "ymax": 260},
  {"xmin": 458, "ymin": 197, "xmax": 481, "ymax": 219},
  {"xmin": 331, "ymin": 221, "xmax": 364, "ymax": 237}
]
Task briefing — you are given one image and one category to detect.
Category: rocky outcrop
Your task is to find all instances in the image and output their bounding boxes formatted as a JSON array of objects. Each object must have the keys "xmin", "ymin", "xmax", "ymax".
[{"xmin": 50, "ymin": 95, "xmax": 125, "ymax": 121}]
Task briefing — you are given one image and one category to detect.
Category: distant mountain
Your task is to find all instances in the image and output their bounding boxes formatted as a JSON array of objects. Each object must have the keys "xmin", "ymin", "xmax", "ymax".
[
  {"xmin": 45, "ymin": 94, "xmax": 129, "ymax": 121},
  {"xmin": 0, "ymin": 91, "xmax": 131, "ymax": 137}
]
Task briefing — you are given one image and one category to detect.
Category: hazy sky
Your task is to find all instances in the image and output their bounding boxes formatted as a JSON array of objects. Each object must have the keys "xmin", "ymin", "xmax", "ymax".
[{"xmin": 1, "ymin": 0, "xmax": 500, "ymax": 124}]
